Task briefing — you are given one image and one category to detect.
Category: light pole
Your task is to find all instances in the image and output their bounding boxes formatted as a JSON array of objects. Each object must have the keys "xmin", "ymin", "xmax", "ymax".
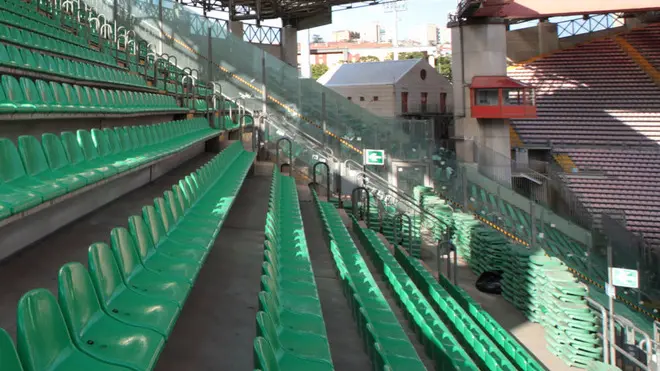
[{"xmin": 384, "ymin": 0, "xmax": 408, "ymax": 60}]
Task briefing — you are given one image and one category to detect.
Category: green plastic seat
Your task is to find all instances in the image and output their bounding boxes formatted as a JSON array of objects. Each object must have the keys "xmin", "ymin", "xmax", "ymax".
[
  {"xmin": 60, "ymin": 131, "xmax": 115, "ymax": 179},
  {"xmin": 0, "ymin": 328, "xmax": 24, "ymax": 371},
  {"xmin": 88, "ymin": 243, "xmax": 180, "ymax": 337},
  {"xmin": 110, "ymin": 227, "xmax": 191, "ymax": 306},
  {"xmin": 256, "ymin": 311, "xmax": 332, "ymax": 363},
  {"xmin": 35, "ymin": 79, "xmax": 67, "ymax": 112},
  {"xmin": 154, "ymin": 196, "xmax": 216, "ymax": 249},
  {"xmin": 76, "ymin": 130, "xmax": 120, "ymax": 176},
  {"xmin": 141, "ymin": 205, "xmax": 208, "ymax": 263},
  {"xmin": 57, "ymin": 263, "xmax": 165, "ymax": 370},
  {"xmin": 49, "ymin": 82, "xmax": 77, "ymax": 112},
  {"xmin": 42, "ymin": 133, "xmax": 104, "ymax": 184},
  {"xmin": 19, "ymin": 77, "xmax": 49, "ymax": 112},
  {"xmin": 253, "ymin": 335, "xmax": 332, "ymax": 371},
  {"xmin": 18, "ymin": 135, "xmax": 87, "ymax": 192},
  {"xmin": 114, "ymin": 224, "xmax": 199, "ymax": 284},
  {"xmin": 89, "ymin": 129, "xmax": 133, "ymax": 171},
  {"xmin": 0, "ymin": 137, "xmax": 66, "ymax": 201},
  {"xmin": 0, "ymin": 79, "xmax": 17, "ymax": 113},
  {"xmin": 2, "ymin": 75, "xmax": 36, "ymax": 112},
  {"xmin": 163, "ymin": 190, "xmax": 219, "ymax": 235},
  {"xmin": 16, "ymin": 289, "xmax": 130, "ymax": 371},
  {"xmin": 258, "ymin": 291, "xmax": 326, "ymax": 335}
]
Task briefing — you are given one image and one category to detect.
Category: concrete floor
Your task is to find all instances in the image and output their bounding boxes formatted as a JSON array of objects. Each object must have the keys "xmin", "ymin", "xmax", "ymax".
[
  {"xmin": 298, "ymin": 186, "xmax": 373, "ymax": 371},
  {"xmin": 155, "ymin": 161, "xmax": 274, "ymax": 371},
  {"xmin": 420, "ymin": 242, "xmax": 568, "ymax": 370},
  {"xmin": 337, "ymin": 209, "xmax": 436, "ymax": 370},
  {"xmin": 0, "ymin": 152, "xmax": 218, "ymax": 339}
]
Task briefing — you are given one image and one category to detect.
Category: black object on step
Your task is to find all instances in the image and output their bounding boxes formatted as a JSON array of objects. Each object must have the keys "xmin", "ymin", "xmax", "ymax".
[{"xmin": 476, "ymin": 271, "xmax": 503, "ymax": 295}]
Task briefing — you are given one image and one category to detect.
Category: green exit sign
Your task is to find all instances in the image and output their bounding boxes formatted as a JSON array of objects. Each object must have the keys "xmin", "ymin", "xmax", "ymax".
[{"xmin": 364, "ymin": 149, "xmax": 385, "ymax": 166}]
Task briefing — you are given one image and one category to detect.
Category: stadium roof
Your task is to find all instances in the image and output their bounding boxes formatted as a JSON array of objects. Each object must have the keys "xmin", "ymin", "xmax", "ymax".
[{"xmin": 175, "ymin": 0, "xmax": 403, "ymax": 24}]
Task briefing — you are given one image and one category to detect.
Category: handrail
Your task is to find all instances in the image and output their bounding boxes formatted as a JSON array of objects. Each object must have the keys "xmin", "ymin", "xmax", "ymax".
[
  {"xmin": 275, "ymin": 137, "xmax": 293, "ymax": 176},
  {"xmin": 312, "ymin": 161, "xmax": 331, "ymax": 201},
  {"xmin": 351, "ymin": 187, "xmax": 371, "ymax": 229}
]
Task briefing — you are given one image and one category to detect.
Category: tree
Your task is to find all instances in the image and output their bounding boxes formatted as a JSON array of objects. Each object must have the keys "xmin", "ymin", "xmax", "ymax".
[
  {"xmin": 435, "ymin": 55, "xmax": 452, "ymax": 81},
  {"xmin": 311, "ymin": 64, "xmax": 329, "ymax": 80},
  {"xmin": 311, "ymin": 34, "xmax": 324, "ymax": 43},
  {"xmin": 357, "ymin": 55, "xmax": 380, "ymax": 62},
  {"xmin": 384, "ymin": 51, "xmax": 426, "ymax": 60}
]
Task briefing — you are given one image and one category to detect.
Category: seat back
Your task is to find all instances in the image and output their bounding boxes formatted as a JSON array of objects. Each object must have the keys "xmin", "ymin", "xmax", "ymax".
[
  {"xmin": 115, "ymin": 127, "xmax": 133, "ymax": 152},
  {"xmin": 127, "ymin": 127, "xmax": 141, "ymax": 149},
  {"xmin": 16, "ymin": 289, "xmax": 76, "ymax": 371},
  {"xmin": 49, "ymin": 82, "xmax": 71, "ymax": 106},
  {"xmin": 253, "ymin": 337, "xmax": 279, "ymax": 371},
  {"xmin": 90, "ymin": 129, "xmax": 112, "ymax": 157},
  {"xmin": 0, "ymin": 138, "xmax": 27, "ymax": 183},
  {"xmin": 76, "ymin": 130, "xmax": 100, "ymax": 161},
  {"xmin": 172, "ymin": 184, "xmax": 190, "ymax": 212},
  {"xmin": 87, "ymin": 243, "xmax": 126, "ymax": 306},
  {"xmin": 57, "ymin": 263, "xmax": 103, "ymax": 339},
  {"xmin": 17, "ymin": 135, "xmax": 51, "ymax": 176},
  {"xmin": 61, "ymin": 83, "xmax": 80, "ymax": 107},
  {"xmin": 163, "ymin": 190, "xmax": 183, "ymax": 223},
  {"xmin": 142, "ymin": 205, "xmax": 168, "ymax": 245},
  {"xmin": 255, "ymin": 311, "xmax": 283, "ymax": 352},
  {"xmin": 128, "ymin": 215, "xmax": 156, "ymax": 261},
  {"xmin": 154, "ymin": 197, "xmax": 176, "ymax": 233},
  {"xmin": 0, "ymin": 328, "xmax": 24, "ymax": 371},
  {"xmin": 19, "ymin": 78, "xmax": 43, "ymax": 107},
  {"xmin": 35, "ymin": 80, "xmax": 57, "ymax": 106},
  {"xmin": 59, "ymin": 132, "xmax": 86, "ymax": 165},
  {"xmin": 103, "ymin": 129, "xmax": 122, "ymax": 155},
  {"xmin": 109, "ymin": 227, "xmax": 142, "ymax": 279},
  {"xmin": 2, "ymin": 74, "xmax": 27, "ymax": 104}
]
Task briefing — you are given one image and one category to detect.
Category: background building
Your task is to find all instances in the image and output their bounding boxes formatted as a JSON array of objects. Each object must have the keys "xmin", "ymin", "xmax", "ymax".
[
  {"xmin": 318, "ymin": 58, "xmax": 453, "ymax": 117},
  {"xmin": 331, "ymin": 30, "xmax": 360, "ymax": 42}
]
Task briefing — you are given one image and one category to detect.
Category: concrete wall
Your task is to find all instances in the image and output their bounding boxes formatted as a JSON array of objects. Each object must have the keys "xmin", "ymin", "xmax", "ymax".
[
  {"xmin": 507, "ymin": 26, "xmax": 540, "ymax": 62},
  {"xmin": 326, "ymin": 84, "xmax": 396, "ymax": 117}
]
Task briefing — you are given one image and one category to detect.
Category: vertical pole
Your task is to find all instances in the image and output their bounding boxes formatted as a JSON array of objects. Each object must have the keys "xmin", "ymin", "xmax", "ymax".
[
  {"xmin": 607, "ymin": 243, "xmax": 617, "ymax": 365},
  {"xmin": 261, "ymin": 49, "xmax": 269, "ymax": 148},
  {"xmin": 322, "ymin": 92, "xmax": 327, "ymax": 147},
  {"xmin": 158, "ymin": 0, "xmax": 163, "ymax": 54},
  {"xmin": 207, "ymin": 27, "xmax": 213, "ymax": 82},
  {"xmin": 393, "ymin": 7, "xmax": 399, "ymax": 60},
  {"xmin": 530, "ymin": 199, "xmax": 536, "ymax": 247}
]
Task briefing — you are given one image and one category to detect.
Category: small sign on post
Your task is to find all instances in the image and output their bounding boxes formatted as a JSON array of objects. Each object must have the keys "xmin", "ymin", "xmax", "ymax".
[
  {"xmin": 364, "ymin": 149, "xmax": 385, "ymax": 166},
  {"xmin": 611, "ymin": 268, "xmax": 639, "ymax": 289},
  {"xmin": 605, "ymin": 283, "xmax": 616, "ymax": 298}
]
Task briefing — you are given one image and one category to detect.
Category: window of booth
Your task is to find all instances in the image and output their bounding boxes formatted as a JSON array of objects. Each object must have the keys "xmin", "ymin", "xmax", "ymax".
[
  {"xmin": 475, "ymin": 89, "xmax": 499, "ymax": 105},
  {"xmin": 503, "ymin": 89, "xmax": 523, "ymax": 105}
]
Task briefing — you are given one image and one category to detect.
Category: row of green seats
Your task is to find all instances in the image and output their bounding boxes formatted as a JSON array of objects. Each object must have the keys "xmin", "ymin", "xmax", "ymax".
[
  {"xmin": 0, "ymin": 118, "xmax": 218, "ymax": 220},
  {"xmin": 0, "ymin": 22, "xmax": 115, "ymax": 66},
  {"xmin": 310, "ymin": 189, "xmax": 427, "ymax": 370},
  {"xmin": 0, "ymin": 74, "xmax": 183, "ymax": 114},
  {"xmin": 392, "ymin": 242, "xmax": 546, "ymax": 371},
  {"xmin": 352, "ymin": 217, "xmax": 487, "ymax": 371},
  {"xmin": 254, "ymin": 167, "xmax": 334, "ymax": 371},
  {"xmin": 0, "ymin": 141, "xmax": 256, "ymax": 370},
  {"xmin": 0, "ymin": 5, "xmax": 86, "ymax": 47},
  {"xmin": 0, "ymin": 42, "xmax": 148, "ymax": 88}
]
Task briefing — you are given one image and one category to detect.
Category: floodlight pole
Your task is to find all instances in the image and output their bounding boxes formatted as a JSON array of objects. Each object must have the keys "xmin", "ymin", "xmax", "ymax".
[{"xmin": 384, "ymin": 1, "xmax": 407, "ymax": 60}]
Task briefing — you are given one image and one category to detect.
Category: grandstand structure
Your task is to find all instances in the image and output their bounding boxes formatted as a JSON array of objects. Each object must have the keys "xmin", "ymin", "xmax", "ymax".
[
  {"xmin": 0, "ymin": 0, "xmax": 659, "ymax": 370},
  {"xmin": 508, "ymin": 24, "xmax": 660, "ymax": 249}
]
